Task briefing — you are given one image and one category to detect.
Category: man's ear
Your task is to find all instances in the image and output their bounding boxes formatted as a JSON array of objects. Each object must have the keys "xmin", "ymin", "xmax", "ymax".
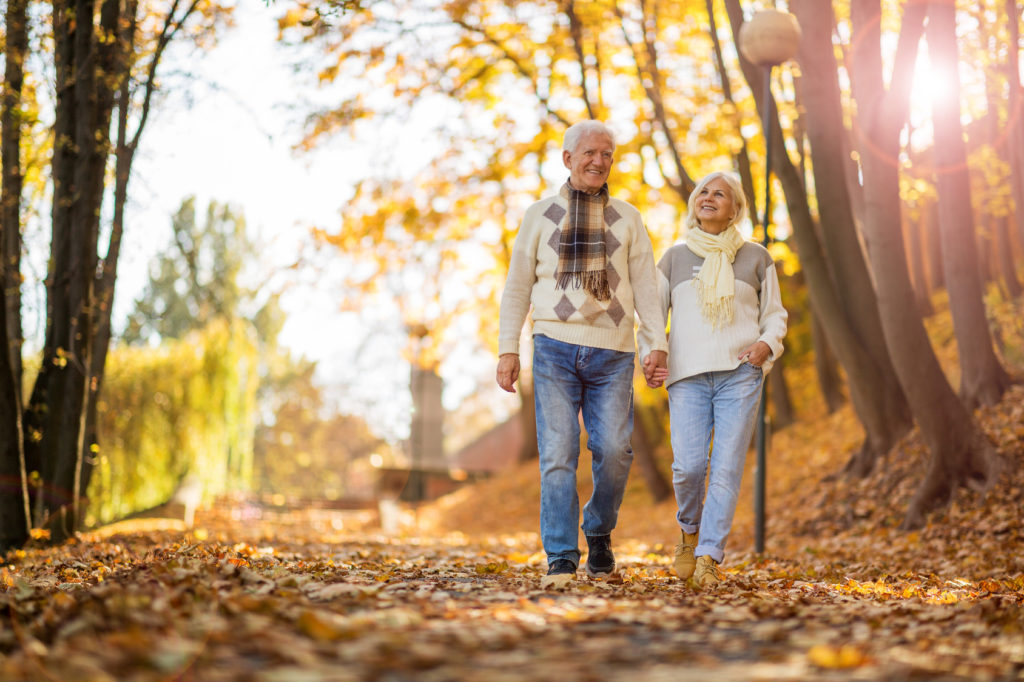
[{"xmin": 562, "ymin": 149, "xmax": 572, "ymax": 169}]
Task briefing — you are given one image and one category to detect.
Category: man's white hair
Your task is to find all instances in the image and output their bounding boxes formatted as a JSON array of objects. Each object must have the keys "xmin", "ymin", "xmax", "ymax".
[{"xmin": 563, "ymin": 120, "xmax": 616, "ymax": 152}]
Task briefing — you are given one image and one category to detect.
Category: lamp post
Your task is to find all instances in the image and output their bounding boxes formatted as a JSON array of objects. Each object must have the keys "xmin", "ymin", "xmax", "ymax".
[{"xmin": 737, "ymin": 8, "xmax": 801, "ymax": 555}]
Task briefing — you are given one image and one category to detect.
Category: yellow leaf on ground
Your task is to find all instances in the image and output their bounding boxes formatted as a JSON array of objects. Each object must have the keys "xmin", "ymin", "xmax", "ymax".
[
  {"xmin": 296, "ymin": 609, "xmax": 353, "ymax": 641},
  {"xmin": 808, "ymin": 644, "xmax": 867, "ymax": 669}
]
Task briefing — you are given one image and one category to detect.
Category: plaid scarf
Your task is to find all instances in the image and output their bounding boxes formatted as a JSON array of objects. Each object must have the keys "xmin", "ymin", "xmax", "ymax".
[{"xmin": 555, "ymin": 181, "xmax": 611, "ymax": 301}]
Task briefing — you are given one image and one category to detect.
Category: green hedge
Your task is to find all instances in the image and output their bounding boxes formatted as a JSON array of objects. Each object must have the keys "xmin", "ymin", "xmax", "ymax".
[{"xmin": 86, "ymin": 319, "xmax": 258, "ymax": 526}]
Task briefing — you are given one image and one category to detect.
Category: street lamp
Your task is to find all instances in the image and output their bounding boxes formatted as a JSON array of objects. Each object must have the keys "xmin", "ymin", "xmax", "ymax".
[{"xmin": 737, "ymin": 8, "xmax": 801, "ymax": 555}]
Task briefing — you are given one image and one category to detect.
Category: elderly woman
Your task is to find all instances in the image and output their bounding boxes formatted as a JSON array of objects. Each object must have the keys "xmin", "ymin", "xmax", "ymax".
[{"xmin": 645, "ymin": 170, "xmax": 787, "ymax": 588}]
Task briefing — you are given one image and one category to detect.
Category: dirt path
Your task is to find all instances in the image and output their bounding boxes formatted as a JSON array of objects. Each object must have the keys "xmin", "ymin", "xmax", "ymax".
[{"xmin": 2, "ymin": 521, "xmax": 1021, "ymax": 681}]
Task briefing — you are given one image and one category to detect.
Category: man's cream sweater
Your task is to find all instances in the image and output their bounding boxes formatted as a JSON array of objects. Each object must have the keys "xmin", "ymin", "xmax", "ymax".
[{"xmin": 498, "ymin": 193, "xmax": 668, "ymax": 357}]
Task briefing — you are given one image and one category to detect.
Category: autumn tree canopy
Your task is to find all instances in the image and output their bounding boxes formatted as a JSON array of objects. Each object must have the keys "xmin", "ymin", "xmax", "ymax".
[
  {"xmin": 1, "ymin": 0, "xmax": 1021, "ymax": 549},
  {"xmin": 277, "ymin": 0, "xmax": 1024, "ymax": 527}
]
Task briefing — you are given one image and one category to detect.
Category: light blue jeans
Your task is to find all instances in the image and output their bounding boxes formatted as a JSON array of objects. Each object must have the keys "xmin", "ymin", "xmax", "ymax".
[
  {"xmin": 532, "ymin": 334, "xmax": 636, "ymax": 567},
  {"xmin": 667, "ymin": 363, "xmax": 764, "ymax": 563}
]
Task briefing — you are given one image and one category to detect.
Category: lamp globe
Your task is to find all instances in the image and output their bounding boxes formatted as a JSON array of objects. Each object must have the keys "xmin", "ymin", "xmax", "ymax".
[{"xmin": 738, "ymin": 9, "xmax": 802, "ymax": 66}]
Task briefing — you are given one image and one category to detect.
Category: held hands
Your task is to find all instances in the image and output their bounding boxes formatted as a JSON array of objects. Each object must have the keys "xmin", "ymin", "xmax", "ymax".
[
  {"xmin": 501, "ymin": 351, "xmax": 671, "ymax": 392},
  {"xmin": 496, "ymin": 353, "xmax": 520, "ymax": 393},
  {"xmin": 642, "ymin": 350, "xmax": 668, "ymax": 389},
  {"xmin": 738, "ymin": 340, "xmax": 771, "ymax": 367}
]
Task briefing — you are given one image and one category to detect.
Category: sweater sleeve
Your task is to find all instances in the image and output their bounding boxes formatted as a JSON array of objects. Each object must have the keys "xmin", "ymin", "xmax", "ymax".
[
  {"xmin": 629, "ymin": 221, "xmax": 669, "ymax": 358},
  {"xmin": 638, "ymin": 253, "xmax": 672, "ymax": 361},
  {"xmin": 497, "ymin": 212, "xmax": 540, "ymax": 356},
  {"xmin": 757, "ymin": 260, "xmax": 788, "ymax": 361}
]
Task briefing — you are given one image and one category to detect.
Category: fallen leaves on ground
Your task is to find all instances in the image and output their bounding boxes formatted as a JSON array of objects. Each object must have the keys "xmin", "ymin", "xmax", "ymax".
[
  {"xmin": 3, "ymin": 300, "xmax": 1024, "ymax": 680},
  {"xmin": 1, "ymin": 493, "xmax": 1022, "ymax": 681}
]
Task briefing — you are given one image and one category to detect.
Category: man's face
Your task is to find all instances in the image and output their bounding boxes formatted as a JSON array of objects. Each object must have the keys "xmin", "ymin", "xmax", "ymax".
[{"xmin": 563, "ymin": 132, "xmax": 614, "ymax": 193}]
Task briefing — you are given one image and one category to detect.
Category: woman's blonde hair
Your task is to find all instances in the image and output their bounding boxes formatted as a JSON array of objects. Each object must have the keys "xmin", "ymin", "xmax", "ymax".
[{"xmin": 684, "ymin": 171, "xmax": 748, "ymax": 233}]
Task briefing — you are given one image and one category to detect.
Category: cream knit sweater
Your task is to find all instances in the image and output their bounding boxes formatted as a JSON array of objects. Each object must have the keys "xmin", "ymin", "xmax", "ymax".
[
  {"xmin": 498, "ymin": 193, "xmax": 668, "ymax": 357},
  {"xmin": 649, "ymin": 240, "xmax": 787, "ymax": 386}
]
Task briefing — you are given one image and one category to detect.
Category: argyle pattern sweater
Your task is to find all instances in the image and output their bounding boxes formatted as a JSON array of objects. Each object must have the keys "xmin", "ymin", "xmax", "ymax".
[
  {"xmin": 648, "ymin": 240, "xmax": 787, "ymax": 387},
  {"xmin": 499, "ymin": 194, "xmax": 668, "ymax": 357}
]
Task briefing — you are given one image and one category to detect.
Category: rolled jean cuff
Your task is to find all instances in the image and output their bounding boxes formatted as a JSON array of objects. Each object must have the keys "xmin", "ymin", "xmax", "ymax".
[
  {"xmin": 678, "ymin": 522, "xmax": 699, "ymax": 535},
  {"xmin": 547, "ymin": 552, "xmax": 580, "ymax": 568},
  {"xmin": 695, "ymin": 544, "xmax": 724, "ymax": 564}
]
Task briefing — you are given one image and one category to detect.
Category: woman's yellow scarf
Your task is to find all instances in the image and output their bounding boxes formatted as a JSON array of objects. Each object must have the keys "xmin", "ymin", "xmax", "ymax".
[{"xmin": 686, "ymin": 225, "xmax": 745, "ymax": 328}]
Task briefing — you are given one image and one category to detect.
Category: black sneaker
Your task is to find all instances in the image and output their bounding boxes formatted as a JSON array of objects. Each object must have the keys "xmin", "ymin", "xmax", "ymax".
[
  {"xmin": 541, "ymin": 559, "xmax": 577, "ymax": 588},
  {"xmin": 585, "ymin": 534, "xmax": 616, "ymax": 577}
]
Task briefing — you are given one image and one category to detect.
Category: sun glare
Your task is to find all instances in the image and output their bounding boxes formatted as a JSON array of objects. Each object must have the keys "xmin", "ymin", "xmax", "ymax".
[
  {"xmin": 907, "ymin": 45, "xmax": 959, "ymax": 151},
  {"xmin": 914, "ymin": 56, "xmax": 955, "ymax": 108}
]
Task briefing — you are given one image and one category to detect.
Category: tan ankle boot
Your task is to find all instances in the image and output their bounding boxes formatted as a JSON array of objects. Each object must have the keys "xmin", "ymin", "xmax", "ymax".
[
  {"xmin": 673, "ymin": 531, "xmax": 698, "ymax": 579},
  {"xmin": 692, "ymin": 555, "xmax": 722, "ymax": 589}
]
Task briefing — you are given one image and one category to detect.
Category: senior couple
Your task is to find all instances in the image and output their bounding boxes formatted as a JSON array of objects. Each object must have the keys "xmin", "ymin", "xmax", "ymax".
[{"xmin": 496, "ymin": 120, "xmax": 787, "ymax": 589}]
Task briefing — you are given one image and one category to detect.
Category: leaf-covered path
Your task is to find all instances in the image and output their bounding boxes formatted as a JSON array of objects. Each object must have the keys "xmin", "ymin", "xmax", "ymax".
[
  {"xmin": 5, "ymin": 329, "xmax": 1024, "ymax": 680},
  {"xmin": 2, "ymin": 512, "xmax": 1022, "ymax": 682}
]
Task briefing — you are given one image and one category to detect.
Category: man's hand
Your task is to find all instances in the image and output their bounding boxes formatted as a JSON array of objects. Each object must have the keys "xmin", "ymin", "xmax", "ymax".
[
  {"xmin": 642, "ymin": 350, "xmax": 668, "ymax": 388},
  {"xmin": 738, "ymin": 340, "xmax": 771, "ymax": 367},
  {"xmin": 496, "ymin": 353, "xmax": 521, "ymax": 393}
]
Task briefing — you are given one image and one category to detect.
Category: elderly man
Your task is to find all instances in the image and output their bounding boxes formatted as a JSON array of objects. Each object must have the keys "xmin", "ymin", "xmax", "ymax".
[{"xmin": 497, "ymin": 120, "xmax": 668, "ymax": 587}]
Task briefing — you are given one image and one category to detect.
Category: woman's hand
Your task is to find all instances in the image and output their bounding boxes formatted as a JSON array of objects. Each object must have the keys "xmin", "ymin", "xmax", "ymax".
[
  {"xmin": 738, "ymin": 341, "xmax": 771, "ymax": 367},
  {"xmin": 643, "ymin": 351, "xmax": 669, "ymax": 388}
]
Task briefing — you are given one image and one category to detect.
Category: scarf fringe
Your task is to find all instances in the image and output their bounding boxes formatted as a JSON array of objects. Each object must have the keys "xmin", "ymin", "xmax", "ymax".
[
  {"xmin": 583, "ymin": 270, "xmax": 611, "ymax": 301},
  {"xmin": 557, "ymin": 270, "xmax": 611, "ymax": 301},
  {"xmin": 695, "ymin": 280, "xmax": 734, "ymax": 329}
]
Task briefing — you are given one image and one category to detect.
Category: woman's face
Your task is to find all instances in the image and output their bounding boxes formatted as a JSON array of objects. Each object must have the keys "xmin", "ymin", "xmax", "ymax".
[{"xmin": 694, "ymin": 177, "xmax": 735, "ymax": 234}]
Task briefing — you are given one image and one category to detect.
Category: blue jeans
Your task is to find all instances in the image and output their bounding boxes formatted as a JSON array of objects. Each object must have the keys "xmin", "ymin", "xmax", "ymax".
[
  {"xmin": 532, "ymin": 335, "xmax": 636, "ymax": 567},
  {"xmin": 667, "ymin": 363, "xmax": 764, "ymax": 563}
]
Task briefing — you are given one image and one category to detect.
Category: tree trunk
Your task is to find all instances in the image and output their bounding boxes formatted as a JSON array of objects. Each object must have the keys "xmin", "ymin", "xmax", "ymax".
[
  {"xmin": 841, "ymin": 146, "xmax": 866, "ymax": 232},
  {"xmin": 1, "ymin": 0, "xmax": 27, "ymax": 388},
  {"xmin": 0, "ymin": 289, "xmax": 28, "ymax": 550},
  {"xmin": 811, "ymin": 310, "xmax": 845, "ymax": 414},
  {"xmin": 28, "ymin": 0, "xmax": 77, "ymax": 526},
  {"xmin": 976, "ymin": 216, "xmax": 995, "ymax": 285},
  {"xmin": 983, "ymin": 4, "xmax": 1022, "ymax": 298},
  {"xmin": 29, "ymin": 0, "xmax": 122, "ymax": 540},
  {"xmin": 767, "ymin": 358, "xmax": 794, "ymax": 429},
  {"xmin": 517, "ymin": 379, "xmax": 538, "ymax": 462},
  {"xmin": 790, "ymin": 0, "xmax": 914, "ymax": 439},
  {"xmin": 904, "ymin": 207, "xmax": 934, "ymax": 316},
  {"xmin": 0, "ymin": 0, "xmax": 30, "ymax": 551},
  {"xmin": 725, "ymin": 0, "xmax": 912, "ymax": 478},
  {"xmin": 1005, "ymin": 0, "xmax": 1024, "ymax": 250},
  {"xmin": 995, "ymin": 216, "xmax": 1022, "ymax": 299},
  {"xmin": 926, "ymin": 1, "xmax": 1012, "ymax": 409},
  {"xmin": 11, "ymin": 0, "xmax": 201, "ymax": 545},
  {"xmin": 848, "ymin": 0, "xmax": 998, "ymax": 528},
  {"xmin": 0, "ymin": 0, "xmax": 28, "ymax": 540},
  {"xmin": 631, "ymin": 402, "xmax": 672, "ymax": 503},
  {"xmin": 922, "ymin": 199, "xmax": 946, "ymax": 293},
  {"xmin": 85, "ymin": 0, "xmax": 146, "ymax": 503}
]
